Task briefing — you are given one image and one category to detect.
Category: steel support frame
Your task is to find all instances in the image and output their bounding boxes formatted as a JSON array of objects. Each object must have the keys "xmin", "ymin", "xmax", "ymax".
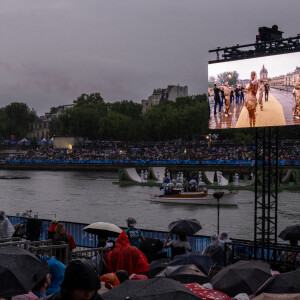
[{"xmin": 254, "ymin": 127, "xmax": 279, "ymax": 259}]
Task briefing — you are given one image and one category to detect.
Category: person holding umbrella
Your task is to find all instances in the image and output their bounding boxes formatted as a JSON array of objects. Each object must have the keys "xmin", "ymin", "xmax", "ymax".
[
  {"xmin": 163, "ymin": 219, "xmax": 201, "ymax": 258},
  {"xmin": 163, "ymin": 233, "xmax": 192, "ymax": 258},
  {"xmin": 279, "ymin": 225, "xmax": 300, "ymax": 265}
]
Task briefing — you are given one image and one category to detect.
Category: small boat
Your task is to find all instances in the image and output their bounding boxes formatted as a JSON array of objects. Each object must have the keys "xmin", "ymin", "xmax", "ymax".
[
  {"xmin": 0, "ymin": 175, "xmax": 31, "ymax": 180},
  {"xmin": 151, "ymin": 189, "xmax": 237, "ymax": 205}
]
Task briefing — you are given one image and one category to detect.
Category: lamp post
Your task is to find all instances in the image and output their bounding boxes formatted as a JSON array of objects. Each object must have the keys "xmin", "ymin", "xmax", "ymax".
[
  {"xmin": 213, "ymin": 192, "xmax": 224, "ymax": 234},
  {"xmin": 206, "ymin": 134, "xmax": 212, "ymax": 147}
]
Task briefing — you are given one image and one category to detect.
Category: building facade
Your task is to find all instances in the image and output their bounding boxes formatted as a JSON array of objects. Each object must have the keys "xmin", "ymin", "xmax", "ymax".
[
  {"xmin": 260, "ymin": 65, "xmax": 268, "ymax": 80},
  {"xmin": 268, "ymin": 67, "xmax": 300, "ymax": 89},
  {"xmin": 141, "ymin": 85, "xmax": 188, "ymax": 113},
  {"xmin": 29, "ymin": 104, "xmax": 74, "ymax": 139}
]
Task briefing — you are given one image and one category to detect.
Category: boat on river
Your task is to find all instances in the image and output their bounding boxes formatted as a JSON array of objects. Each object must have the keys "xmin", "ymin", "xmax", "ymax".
[
  {"xmin": 150, "ymin": 189, "xmax": 237, "ymax": 205},
  {"xmin": 0, "ymin": 175, "xmax": 30, "ymax": 179}
]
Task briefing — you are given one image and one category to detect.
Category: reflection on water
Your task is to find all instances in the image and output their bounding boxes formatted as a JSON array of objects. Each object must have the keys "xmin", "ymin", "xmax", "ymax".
[{"xmin": 0, "ymin": 170, "xmax": 299, "ymax": 240}]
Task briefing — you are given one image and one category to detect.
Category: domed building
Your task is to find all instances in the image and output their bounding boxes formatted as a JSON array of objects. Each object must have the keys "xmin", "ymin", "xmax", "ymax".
[{"xmin": 260, "ymin": 65, "xmax": 268, "ymax": 80}]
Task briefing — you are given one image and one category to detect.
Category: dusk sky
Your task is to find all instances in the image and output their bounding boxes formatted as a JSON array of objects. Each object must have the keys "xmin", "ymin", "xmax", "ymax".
[{"xmin": 1, "ymin": 0, "xmax": 299, "ymax": 114}]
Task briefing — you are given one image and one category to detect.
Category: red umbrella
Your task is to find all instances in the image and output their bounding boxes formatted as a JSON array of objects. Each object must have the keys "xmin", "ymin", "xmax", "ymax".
[{"xmin": 184, "ymin": 283, "xmax": 232, "ymax": 300}]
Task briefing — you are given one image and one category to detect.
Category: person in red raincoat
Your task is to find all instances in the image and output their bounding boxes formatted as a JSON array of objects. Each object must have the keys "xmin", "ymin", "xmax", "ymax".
[{"xmin": 106, "ymin": 231, "xmax": 149, "ymax": 276}]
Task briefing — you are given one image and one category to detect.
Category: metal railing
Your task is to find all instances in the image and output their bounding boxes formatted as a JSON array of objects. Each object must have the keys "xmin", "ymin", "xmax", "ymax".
[
  {"xmin": 29, "ymin": 244, "xmax": 70, "ymax": 265},
  {"xmin": 0, "ymin": 237, "xmax": 21, "ymax": 243},
  {"xmin": 0, "ymin": 240, "xmax": 30, "ymax": 250},
  {"xmin": 8, "ymin": 215, "xmax": 300, "ymax": 270},
  {"xmin": 224, "ymin": 241, "xmax": 300, "ymax": 271},
  {"xmin": 7, "ymin": 216, "xmax": 212, "ymax": 252}
]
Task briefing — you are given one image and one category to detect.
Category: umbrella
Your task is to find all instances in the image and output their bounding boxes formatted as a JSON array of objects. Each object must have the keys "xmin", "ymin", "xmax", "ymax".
[
  {"xmin": 83, "ymin": 222, "xmax": 122, "ymax": 237},
  {"xmin": 185, "ymin": 283, "xmax": 232, "ymax": 300},
  {"xmin": 257, "ymin": 270, "xmax": 300, "ymax": 294},
  {"xmin": 169, "ymin": 253, "xmax": 216, "ymax": 276},
  {"xmin": 156, "ymin": 264, "xmax": 208, "ymax": 285},
  {"xmin": 210, "ymin": 260, "xmax": 272, "ymax": 297},
  {"xmin": 146, "ymin": 258, "xmax": 171, "ymax": 278},
  {"xmin": 279, "ymin": 225, "xmax": 300, "ymax": 241},
  {"xmin": 168, "ymin": 219, "xmax": 202, "ymax": 235},
  {"xmin": 253, "ymin": 293, "xmax": 300, "ymax": 300},
  {"xmin": 0, "ymin": 246, "xmax": 49, "ymax": 298},
  {"xmin": 102, "ymin": 278, "xmax": 202, "ymax": 300}
]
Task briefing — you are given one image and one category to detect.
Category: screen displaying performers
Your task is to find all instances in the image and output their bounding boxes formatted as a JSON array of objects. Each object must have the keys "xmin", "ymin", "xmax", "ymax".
[{"xmin": 208, "ymin": 52, "xmax": 300, "ymax": 129}]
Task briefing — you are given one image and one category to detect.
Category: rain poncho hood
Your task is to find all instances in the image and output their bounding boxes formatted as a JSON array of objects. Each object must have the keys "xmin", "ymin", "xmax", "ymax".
[
  {"xmin": 46, "ymin": 257, "xmax": 66, "ymax": 295},
  {"xmin": 0, "ymin": 214, "xmax": 15, "ymax": 238},
  {"xmin": 107, "ymin": 231, "xmax": 149, "ymax": 275},
  {"xmin": 48, "ymin": 223, "xmax": 57, "ymax": 233},
  {"xmin": 203, "ymin": 239, "xmax": 224, "ymax": 265}
]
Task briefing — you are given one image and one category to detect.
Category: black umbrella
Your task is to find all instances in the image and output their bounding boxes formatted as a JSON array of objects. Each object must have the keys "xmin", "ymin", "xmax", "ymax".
[
  {"xmin": 168, "ymin": 219, "xmax": 202, "ymax": 235},
  {"xmin": 279, "ymin": 224, "xmax": 300, "ymax": 241},
  {"xmin": 210, "ymin": 260, "xmax": 272, "ymax": 297},
  {"xmin": 169, "ymin": 253, "xmax": 216, "ymax": 276},
  {"xmin": 257, "ymin": 270, "xmax": 300, "ymax": 294},
  {"xmin": 0, "ymin": 246, "xmax": 49, "ymax": 298},
  {"xmin": 146, "ymin": 258, "xmax": 171, "ymax": 278},
  {"xmin": 102, "ymin": 277, "xmax": 202, "ymax": 300},
  {"xmin": 156, "ymin": 264, "xmax": 209, "ymax": 285}
]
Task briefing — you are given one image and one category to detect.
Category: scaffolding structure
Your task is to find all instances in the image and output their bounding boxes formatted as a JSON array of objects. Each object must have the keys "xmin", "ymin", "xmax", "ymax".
[
  {"xmin": 254, "ymin": 127, "xmax": 279, "ymax": 258},
  {"xmin": 208, "ymin": 27, "xmax": 300, "ymax": 252}
]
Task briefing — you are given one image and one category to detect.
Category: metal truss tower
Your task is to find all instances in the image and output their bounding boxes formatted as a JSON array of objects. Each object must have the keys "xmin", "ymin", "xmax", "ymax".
[{"xmin": 254, "ymin": 127, "xmax": 279, "ymax": 255}]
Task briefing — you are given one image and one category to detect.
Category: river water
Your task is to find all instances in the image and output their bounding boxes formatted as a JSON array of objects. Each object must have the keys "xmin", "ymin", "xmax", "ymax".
[{"xmin": 0, "ymin": 170, "xmax": 299, "ymax": 240}]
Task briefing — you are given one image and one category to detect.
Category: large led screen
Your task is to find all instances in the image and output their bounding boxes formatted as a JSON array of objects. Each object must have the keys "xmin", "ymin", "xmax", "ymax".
[{"xmin": 208, "ymin": 52, "xmax": 300, "ymax": 129}]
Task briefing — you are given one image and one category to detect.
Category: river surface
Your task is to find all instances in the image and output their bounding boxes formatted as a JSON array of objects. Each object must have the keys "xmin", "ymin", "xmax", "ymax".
[{"xmin": 0, "ymin": 170, "xmax": 299, "ymax": 240}]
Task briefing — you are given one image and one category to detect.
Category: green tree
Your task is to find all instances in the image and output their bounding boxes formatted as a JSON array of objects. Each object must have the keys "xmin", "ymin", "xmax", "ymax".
[
  {"xmin": 107, "ymin": 100, "xmax": 142, "ymax": 120},
  {"xmin": 0, "ymin": 102, "xmax": 36, "ymax": 139},
  {"xmin": 217, "ymin": 71, "xmax": 239, "ymax": 86},
  {"xmin": 208, "ymin": 76, "xmax": 216, "ymax": 88},
  {"xmin": 74, "ymin": 93, "xmax": 105, "ymax": 107}
]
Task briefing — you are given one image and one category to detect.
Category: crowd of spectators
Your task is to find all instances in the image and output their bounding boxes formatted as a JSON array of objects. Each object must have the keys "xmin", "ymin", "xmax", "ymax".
[{"xmin": 5, "ymin": 140, "xmax": 300, "ymax": 162}]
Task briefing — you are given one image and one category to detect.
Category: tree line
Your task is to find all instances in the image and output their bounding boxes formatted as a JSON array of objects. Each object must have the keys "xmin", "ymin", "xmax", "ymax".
[
  {"xmin": 1, "ymin": 93, "xmax": 299, "ymax": 143},
  {"xmin": 49, "ymin": 93, "xmax": 209, "ymax": 141}
]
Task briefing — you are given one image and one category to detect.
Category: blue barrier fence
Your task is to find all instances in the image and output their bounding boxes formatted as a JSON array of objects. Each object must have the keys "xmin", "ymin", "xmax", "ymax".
[
  {"xmin": 8, "ymin": 216, "xmax": 296, "ymax": 267},
  {"xmin": 8, "ymin": 216, "xmax": 211, "ymax": 253},
  {"xmin": 4, "ymin": 159, "xmax": 300, "ymax": 166}
]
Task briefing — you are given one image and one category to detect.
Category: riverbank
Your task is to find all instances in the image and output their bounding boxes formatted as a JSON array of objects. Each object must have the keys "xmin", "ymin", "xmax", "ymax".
[{"xmin": 1, "ymin": 162, "xmax": 298, "ymax": 173}]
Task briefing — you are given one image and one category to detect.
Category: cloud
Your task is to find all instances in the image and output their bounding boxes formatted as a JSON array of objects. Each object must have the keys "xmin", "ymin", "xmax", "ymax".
[{"xmin": 0, "ymin": 0, "xmax": 299, "ymax": 114}]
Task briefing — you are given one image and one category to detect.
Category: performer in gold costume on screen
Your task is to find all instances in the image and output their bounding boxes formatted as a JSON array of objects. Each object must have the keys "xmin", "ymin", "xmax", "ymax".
[
  {"xmin": 245, "ymin": 71, "xmax": 258, "ymax": 127},
  {"xmin": 224, "ymin": 82, "xmax": 231, "ymax": 117},
  {"xmin": 293, "ymin": 73, "xmax": 300, "ymax": 119}
]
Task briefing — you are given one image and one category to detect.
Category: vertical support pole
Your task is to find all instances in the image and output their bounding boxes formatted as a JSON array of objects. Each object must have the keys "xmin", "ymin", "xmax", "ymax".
[
  {"xmin": 217, "ymin": 199, "xmax": 220, "ymax": 235},
  {"xmin": 267, "ymin": 127, "xmax": 272, "ymax": 261},
  {"xmin": 262, "ymin": 127, "xmax": 266, "ymax": 252},
  {"xmin": 254, "ymin": 128, "xmax": 259, "ymax": 259},
  {"xmin": 274, "ymin": 127, "xmax": 279, "ymax": 246}
]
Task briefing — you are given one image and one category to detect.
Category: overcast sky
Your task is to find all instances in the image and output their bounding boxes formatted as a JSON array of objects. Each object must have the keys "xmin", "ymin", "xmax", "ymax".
[
  {"xmin": 1, "ymin": 0, "xmax": 300, "ymax": 114},
  {"xmin": 209, "ymin": 52, "xmax": 300, "ymax": 80}
]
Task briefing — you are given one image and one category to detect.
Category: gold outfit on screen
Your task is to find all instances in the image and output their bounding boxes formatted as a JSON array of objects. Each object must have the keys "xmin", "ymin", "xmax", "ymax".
[
  {"xmin": 294, "ymin": 76, "xmax": 300, "ymax": 118},
  {"xmin": 245, "ymin": 82, "xmax": 257, "ymax": 127},
  {"xmin": 224, "ymin": 86, "xmax": 231, "ymax": 115}
]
